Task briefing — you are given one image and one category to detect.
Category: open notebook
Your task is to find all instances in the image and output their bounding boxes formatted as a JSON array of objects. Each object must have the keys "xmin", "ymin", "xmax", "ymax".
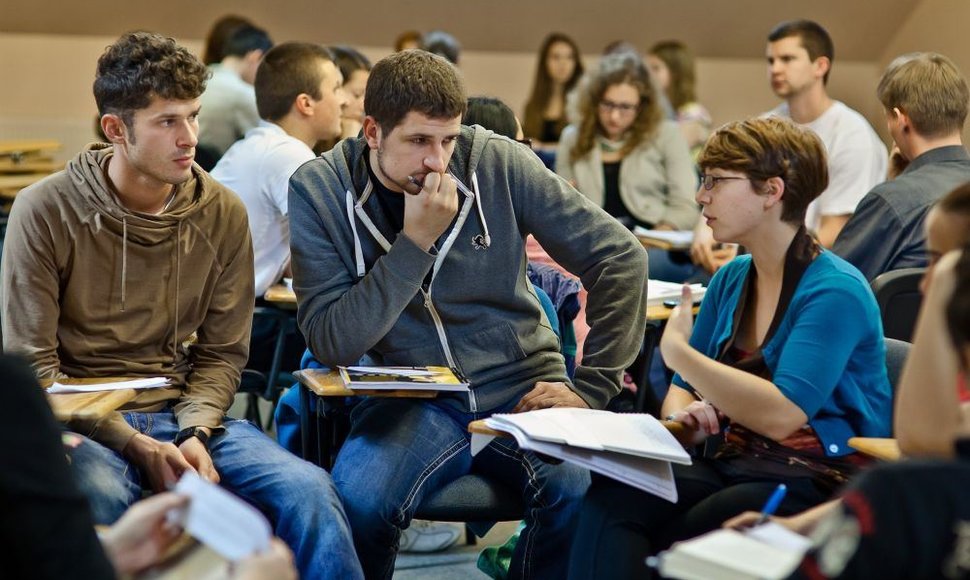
[
  {"xmin": 651, "ymin": 523, "xmax": 812, "ymax": 580},
  {"xmin": 475, "ymin": 408, "xmax": 691, "ymax": 502}
]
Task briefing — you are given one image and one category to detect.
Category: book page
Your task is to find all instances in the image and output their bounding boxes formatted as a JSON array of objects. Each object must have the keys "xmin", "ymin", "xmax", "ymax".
[
  {"xmin": 527, "ymin": 439, "xmax": 680, "ymax": 502},
  {"xmin": 173, "ymin": 473, "xmax": 272, "ymax": 561},
  {"xmin": 660, "ymin": 528, "xmax": 805, "ymax": 580},
  {"xmin": 47, "ymin": 377, "xmax": 170, "ymax": 394},
  {"xmin": 487, "ymin": 409, "xmax": 690, "ymax": 463}
]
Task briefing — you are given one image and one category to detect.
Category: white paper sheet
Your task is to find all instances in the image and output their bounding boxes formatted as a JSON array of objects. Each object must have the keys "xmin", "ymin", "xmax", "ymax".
[
  {"xmin": 344, "ymin": 366, "xmax": 435, "ymax": 377},
  {"xmin": 47, "ymin": 377, "xmax": 170, "ymax": 394},
  {"xmin": 173, "ymin": 472, "xmax": 272, "ymax": 561}
]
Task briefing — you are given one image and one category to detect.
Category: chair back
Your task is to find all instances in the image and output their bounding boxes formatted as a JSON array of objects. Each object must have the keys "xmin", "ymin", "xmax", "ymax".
[
  {"xmin": 871, "ymin": 268, "xmax": 925, "ymax": 342},
  {"xmin": 884, "ymin": 337, "xmax": 912, "ymax": 393}
]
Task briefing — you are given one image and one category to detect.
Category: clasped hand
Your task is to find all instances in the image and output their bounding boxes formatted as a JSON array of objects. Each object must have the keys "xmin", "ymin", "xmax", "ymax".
[
  {"xmin": 124, "ymin": 432, "xmax": 219, "ymax": 492},
  {"xmin": 513, "ymin": 381, "xmax": 589, "ymax": 413}
]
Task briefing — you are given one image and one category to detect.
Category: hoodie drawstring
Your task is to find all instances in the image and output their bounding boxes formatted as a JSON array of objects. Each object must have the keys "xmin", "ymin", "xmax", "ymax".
[
  {"xmin": 346, "ymin": 191, "xmax": 366, "ymax": 277},
  {"xmin": 172, "ymin": 221, "xmax": 182, "ymax": 365},
  {"xmin": 470, "ymin": 173, "xmax": 491, "ymax": 249},
  {"xmin": 121, "ymin": 217, "xmax": 128, "ymax": 312}
]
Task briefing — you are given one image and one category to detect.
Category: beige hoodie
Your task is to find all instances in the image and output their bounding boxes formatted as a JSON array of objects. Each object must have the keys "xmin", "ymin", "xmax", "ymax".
[{"xmin": 1, "ymin": 144, "xmax": 255, "ymax": 451}]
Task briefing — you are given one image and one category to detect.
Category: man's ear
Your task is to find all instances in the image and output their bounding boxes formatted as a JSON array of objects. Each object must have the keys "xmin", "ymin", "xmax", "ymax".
[
  {"xmin": 293, "ymin": 93, "xmax": 314, "ymax": 118},
  {"xmin": 362, "ymin": 116, "xmax": 382, "ymax": 149},
  {"xmin": 101, "ymin": 114, "xmax": 127, "ymax": 145},
  {"xmin": 893, "ymin": 107, "xmax": 912, "ymax": 133},
  {"xmin": 813, "ymin": 55, "xmax": 831, "ymax": 81}
]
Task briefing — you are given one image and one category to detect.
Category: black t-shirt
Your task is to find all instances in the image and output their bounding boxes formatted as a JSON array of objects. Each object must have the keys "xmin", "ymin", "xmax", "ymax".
[
  {"xmin": 601, "ymin": 160, "xmax": 652, "ymax": 230},
  {"xmin": 365, "ymin": 153, "xmax": 406, "ymax": 234}
]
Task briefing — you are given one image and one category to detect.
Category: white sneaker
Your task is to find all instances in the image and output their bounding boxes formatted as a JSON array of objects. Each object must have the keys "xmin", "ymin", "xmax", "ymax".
[{"xmin": 399, "ymin": 520, "xmax": 463, "ymax": 552}]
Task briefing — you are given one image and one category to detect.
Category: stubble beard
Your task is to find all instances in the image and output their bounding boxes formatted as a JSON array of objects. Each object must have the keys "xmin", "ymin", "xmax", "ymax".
[{"xmin": 376, "ymin": 145, "xmax": 421, "ymax": 194}]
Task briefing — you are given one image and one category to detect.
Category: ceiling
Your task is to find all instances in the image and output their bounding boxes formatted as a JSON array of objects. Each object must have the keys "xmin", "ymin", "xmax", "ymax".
[{"xmin": 3, "ymin": 0, "xmax": 922, "ymax": 60}]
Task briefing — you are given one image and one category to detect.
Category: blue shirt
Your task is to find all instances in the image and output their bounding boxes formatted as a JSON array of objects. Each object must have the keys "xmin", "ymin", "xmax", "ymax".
[{"xmin": 672, "ymin": 251, "xmax": 892, "ymax": 456}]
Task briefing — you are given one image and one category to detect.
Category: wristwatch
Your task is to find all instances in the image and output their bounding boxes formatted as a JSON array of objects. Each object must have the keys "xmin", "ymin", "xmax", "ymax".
[{"xmin": 174, "ymin": 426, "xmax": 210, "ymax": 450}]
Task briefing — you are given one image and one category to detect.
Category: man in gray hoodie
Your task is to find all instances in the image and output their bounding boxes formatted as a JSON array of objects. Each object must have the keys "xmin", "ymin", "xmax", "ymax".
[{"xmin": 289, "ymin": 49, "xmax": 648, "ymax": 579}]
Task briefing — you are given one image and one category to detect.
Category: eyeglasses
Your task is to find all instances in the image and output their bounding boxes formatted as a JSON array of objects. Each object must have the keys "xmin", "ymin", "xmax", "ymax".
[
  {"xmin": 700, "ymin": 174, "xmax": 750, "ymax": 191},
  {"xmin": 598, "ymin": 100, "xmax": 640, "ymax": 115}
]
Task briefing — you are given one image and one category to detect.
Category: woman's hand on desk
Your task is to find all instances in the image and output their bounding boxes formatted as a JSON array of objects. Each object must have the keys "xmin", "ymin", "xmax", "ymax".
[
  {"xmin": 123, "ymin": 434, "xmax": 195, "ymax": 492},
  {"xmin": 512, "ymin": 381, "xmax": 590, "ymax": 413}
]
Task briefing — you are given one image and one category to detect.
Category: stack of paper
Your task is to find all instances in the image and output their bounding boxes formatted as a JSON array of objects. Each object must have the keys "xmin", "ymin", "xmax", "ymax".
[
  {"xmin": 47, "ymin": 377, "xmax": 170, "ymax": 394},
  {"xmin": 338, "ymin": 366, "xmax": 470, "ymax": 392},
  {"xmin": 647, "ymin": 279, "xmax": 706, "ymax": 308},
  {"xmin": 653, "ymin": 524, "xmax": 812, "ymax": 580},
  {"xmin": 634, "ymin": 227, "xmax": 695, "ymax": 250},
  {"xmin": 479, "ymin": 408, "xmax": 691, "ymax": 502}
]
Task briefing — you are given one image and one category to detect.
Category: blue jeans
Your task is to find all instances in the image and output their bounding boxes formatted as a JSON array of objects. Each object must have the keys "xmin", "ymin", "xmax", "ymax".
[
  {"xmin": 331, "ymin": 397, "xmax": 591, "ymax": 580},
  {"xmin": 67, "ymin": 412, "xmax": 363, "ymax": 580}
]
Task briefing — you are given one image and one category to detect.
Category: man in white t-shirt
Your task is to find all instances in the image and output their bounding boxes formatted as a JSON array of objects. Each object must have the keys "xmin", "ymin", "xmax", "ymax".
[
  {"xmin": 212, "ymin": 42, "xmax": 346, "ymax": 296},
  {"xmin": 765, "ymin": 20, "xmax": 887, "ymax": 247},
  {"xmin": 676, "ymin": 20, "xmax": 889, "ymax": 280}
]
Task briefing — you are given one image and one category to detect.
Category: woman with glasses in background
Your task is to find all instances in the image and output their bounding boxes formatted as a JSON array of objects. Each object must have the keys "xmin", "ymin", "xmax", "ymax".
[
  {"xmin": 568, "ymin": 117, "xmax": 892, "ymax": 579},
  {"xmin": 556, "ymin": 53, "xmax": 698, "ymax": 231}
]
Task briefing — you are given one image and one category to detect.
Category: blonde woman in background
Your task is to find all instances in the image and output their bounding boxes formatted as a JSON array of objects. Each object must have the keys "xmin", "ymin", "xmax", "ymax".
[{"xmin": 647, "ymin": 40, "xmax": 713, "ymax": 160}]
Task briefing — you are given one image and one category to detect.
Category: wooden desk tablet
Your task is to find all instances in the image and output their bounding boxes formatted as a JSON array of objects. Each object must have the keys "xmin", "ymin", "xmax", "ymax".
[
  {"xmin": 295, "ymin": 368, "xmax": 438, "ymax": 399},
  {"xmin": 0, "ymin": 139, "xmax": 61, "ymax": 158},
  {"xmin": 295, "ymin": 369, "xmax": 442, "ymax": 468},
  {"xmin": 41, "ymin": 377, "xmax": 152, "ymax": 421},
  {"xmin": 263, "ymin": 284, "xmax": 297, "ymax": 308},
  {"xmin": 46, "ymin": 389, "xmax": 137, "ymax": 422},
  {"xmin": 848, "ymin": 437, "xmax": 901, "ymax": 461}
]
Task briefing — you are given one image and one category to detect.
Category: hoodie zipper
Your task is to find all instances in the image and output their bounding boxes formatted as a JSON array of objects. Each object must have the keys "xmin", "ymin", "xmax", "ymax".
[{"xmin": 351, "ymin": 183, "xmax": 481, "ymax": 412}]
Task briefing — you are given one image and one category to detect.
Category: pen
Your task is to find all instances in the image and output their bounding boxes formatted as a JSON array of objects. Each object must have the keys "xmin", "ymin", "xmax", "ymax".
[{"xmin": 756, "ymin": 483, "xmax": 787, "ymax": 525}]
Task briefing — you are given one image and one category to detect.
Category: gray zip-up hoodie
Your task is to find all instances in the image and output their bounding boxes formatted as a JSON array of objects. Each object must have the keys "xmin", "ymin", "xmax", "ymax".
[{"xmin": 289, "ymin": 125, "xmax": 648, "ymax": 412}]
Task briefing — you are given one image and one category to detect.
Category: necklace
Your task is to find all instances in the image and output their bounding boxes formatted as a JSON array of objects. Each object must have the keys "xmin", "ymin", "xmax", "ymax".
[{"xmin": 597, "ymin": 135, "xmax": 627, "ymax": 153}]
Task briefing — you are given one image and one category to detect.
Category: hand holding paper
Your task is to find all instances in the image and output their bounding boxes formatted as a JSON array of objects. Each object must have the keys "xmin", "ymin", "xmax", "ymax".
[{"xmin": 172, "ymin": 472, "xmax": 272, "ymax": 561}]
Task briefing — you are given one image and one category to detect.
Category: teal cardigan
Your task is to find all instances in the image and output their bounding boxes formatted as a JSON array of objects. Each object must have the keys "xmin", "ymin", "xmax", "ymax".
[{"xmin": 672, "ymin": 251, "xmax": 892, "ymax": 456}]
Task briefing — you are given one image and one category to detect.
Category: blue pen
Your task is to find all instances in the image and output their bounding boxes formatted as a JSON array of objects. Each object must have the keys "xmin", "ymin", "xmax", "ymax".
[{"xmin": 757, "ymin": 483, "xmax": 787, "ymax": 525}]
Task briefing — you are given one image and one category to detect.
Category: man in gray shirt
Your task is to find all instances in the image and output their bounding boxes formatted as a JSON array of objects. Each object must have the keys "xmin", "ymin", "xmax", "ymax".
[{"xmin": 833, "ymin": 52, "xmax": 970, "ymax": 281}]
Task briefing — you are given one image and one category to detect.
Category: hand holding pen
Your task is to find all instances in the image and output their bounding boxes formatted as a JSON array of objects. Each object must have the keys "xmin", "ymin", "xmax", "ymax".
[{"xmin": 756, "ymin": 483, "xmax": 788, "ymax": 525}]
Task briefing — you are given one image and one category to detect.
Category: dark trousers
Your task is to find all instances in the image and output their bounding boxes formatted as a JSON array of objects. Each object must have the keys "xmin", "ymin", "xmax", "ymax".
[{"xmin": 568, "ymin": 459, "xmax": 830, "ymax": 579}]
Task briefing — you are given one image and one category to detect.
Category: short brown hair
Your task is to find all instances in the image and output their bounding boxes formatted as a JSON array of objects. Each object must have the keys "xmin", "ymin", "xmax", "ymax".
[
  {"xmin": 255, "ymin": 42, "xmax": 334, "ymax": 122},
  {"xmin": 698, "ymin": 117, "xmax": 829, "ymax": 225},
  {"xmin": 877, "ymin": 52, "xmax": 969, "ymax": 138},
  {"xmin": 365, "ymin": 50, "xmax": 466, "ymax": 133},
  {"xmin": 767, "ymin": 20, "xmax": 834, "ymax": 84},
  {"xmin": 94, "ymin": 31, "xmax": 209, "ymax": 129},
  {"xmin": 570, "ymin": 52, "xmax": 663, "ymax": 163}
]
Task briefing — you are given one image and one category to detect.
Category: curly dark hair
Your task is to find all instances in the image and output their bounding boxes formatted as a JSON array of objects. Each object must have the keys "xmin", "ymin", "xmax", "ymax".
[{"xmin": 94, "ymin": 31, "xmax": 209, "ymax": 130}]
